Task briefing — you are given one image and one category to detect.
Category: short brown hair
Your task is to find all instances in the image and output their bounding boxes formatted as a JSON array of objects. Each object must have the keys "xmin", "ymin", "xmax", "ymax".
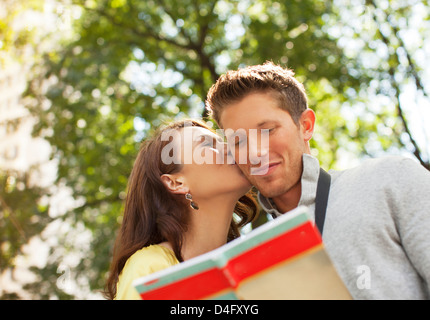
[{"xmin": 205, "ymin": 61, "xmax": 308, "ymax": 126}]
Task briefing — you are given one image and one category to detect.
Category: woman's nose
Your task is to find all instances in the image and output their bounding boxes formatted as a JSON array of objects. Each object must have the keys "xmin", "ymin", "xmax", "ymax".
[{"xmin": 224, "ymin": 144, "xmax": 236, "ymax": 164}]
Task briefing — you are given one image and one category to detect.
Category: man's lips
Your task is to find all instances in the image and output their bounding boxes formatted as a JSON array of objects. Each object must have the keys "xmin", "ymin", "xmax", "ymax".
[{"xmin": 250, "ymin": 162, "xmax": 280, "ymax": 176}]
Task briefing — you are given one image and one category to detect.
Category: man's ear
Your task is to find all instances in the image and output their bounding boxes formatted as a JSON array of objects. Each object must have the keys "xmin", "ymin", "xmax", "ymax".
[
  {"xmin": 160, "ymin": 174, "xmax": 189, "ymax": 195},
  {"xmin": 299, "ymin": 109, "xmax": 316, "ymax": 142}
]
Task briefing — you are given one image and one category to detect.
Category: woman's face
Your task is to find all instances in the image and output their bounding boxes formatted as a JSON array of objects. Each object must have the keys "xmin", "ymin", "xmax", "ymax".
[{"xmin": 176, "ymin": 126, "xmax": 251, "ymax": 200}]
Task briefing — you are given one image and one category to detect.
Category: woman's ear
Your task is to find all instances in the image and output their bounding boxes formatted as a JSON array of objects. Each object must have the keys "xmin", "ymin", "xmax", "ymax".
[{"xmin": 160, "ymin": 174, "xmax": 189, "ymax": 195}]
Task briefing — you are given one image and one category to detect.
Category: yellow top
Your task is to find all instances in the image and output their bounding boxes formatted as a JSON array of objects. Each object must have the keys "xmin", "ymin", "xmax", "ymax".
[{"xmin": 115, "ymin": 244, "xmax": 179, "ymax": 300}]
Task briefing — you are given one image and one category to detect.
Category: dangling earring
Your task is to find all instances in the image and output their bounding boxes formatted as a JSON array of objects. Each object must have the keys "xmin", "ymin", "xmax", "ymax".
[{"xmin": 185, "ymin": 193, "xmax": 199, "ymax": 210}]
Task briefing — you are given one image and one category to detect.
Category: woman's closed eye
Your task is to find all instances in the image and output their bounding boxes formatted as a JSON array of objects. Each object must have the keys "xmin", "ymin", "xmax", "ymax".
[{"xmin": 234, "ymin": 136, "xmax": 247, "ymax": 148}]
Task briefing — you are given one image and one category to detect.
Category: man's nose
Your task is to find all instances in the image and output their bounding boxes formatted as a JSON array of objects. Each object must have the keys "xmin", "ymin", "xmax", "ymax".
[{"xmin": 248, "ymin": 132, "xmax": 269, "ymax": 165}]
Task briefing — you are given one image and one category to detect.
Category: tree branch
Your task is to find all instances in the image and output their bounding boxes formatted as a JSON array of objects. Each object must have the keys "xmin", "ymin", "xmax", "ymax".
[
  {"xmin": 367, "ymin": 0, "xmax": 429, "ymax": 98},
  {"xmin": 367, "ymin": 1, "xmax": 429, "ymax": 169},
  {"xmin": 87, "ymin": 2, "xmax": 220, "ymax": 119},
  {"xmin": 0, "ymin": 195, "xmax": 27, "ymax": 241},
  {"xmin": 158, "ymin": 0, "xmax": 197, "ymax": 49},
  {"xmin": 91, "ymin": 6, "xmax": 197, "ymax": 52}
]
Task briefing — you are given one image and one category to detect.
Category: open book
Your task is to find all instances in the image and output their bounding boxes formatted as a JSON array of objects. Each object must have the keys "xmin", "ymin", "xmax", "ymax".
[{"xmin": 133, "ymin": 206, "xmax": 351, "ymax": 300}]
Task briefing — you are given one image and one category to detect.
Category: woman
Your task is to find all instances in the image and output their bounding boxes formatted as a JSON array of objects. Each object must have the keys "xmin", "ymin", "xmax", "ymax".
[{"xmin": 105, "ymin": 119, "xmax": 258, "ymax": 299}]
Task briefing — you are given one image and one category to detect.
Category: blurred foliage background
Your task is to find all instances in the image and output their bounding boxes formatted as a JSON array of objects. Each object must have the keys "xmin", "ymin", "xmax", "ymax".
[{"xmin": 1, "ymin": 0, "xmax": 429, "ymax": 299}]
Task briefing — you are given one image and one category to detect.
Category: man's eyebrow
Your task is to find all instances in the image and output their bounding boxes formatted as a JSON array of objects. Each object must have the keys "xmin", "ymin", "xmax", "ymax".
[{"xmin": 256, "ymin": 120, "xmax": 277, "ymax": 127}]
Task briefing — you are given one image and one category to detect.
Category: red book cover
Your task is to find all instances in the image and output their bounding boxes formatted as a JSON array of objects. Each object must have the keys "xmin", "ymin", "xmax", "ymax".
[{"xmin": 133, "ymin": 206, "xmax": 351, "ymax": 300}]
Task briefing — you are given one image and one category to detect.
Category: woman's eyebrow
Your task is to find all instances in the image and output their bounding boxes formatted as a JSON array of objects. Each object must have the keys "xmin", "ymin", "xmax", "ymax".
[{"xmin": 195, "ymin": 133, "xmax": 223, "ymax": 145}]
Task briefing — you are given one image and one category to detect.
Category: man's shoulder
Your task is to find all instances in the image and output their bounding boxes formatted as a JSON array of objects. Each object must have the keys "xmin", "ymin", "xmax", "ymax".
[
  {"xmin": 362, "ymin": 155, "xmax": 416, "ymax": 167},
  {"xmin": 334, "ymin": 155, "xmax": 417, "ymax": 172},
  {"xmin": 329, "ymin": 155, "xmax": 420, "ymax": 184}
]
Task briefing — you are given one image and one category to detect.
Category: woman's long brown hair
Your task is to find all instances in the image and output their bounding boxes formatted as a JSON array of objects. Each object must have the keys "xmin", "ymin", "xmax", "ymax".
[{"xmin": 104, "ymin": 119, "xmax": 258, "ymax": 299}]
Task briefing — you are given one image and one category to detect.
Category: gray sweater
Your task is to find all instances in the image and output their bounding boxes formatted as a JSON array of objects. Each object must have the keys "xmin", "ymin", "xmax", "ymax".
[{"xmin": 258, "ymin": 154, "xmax": 430, "ymax": 299}]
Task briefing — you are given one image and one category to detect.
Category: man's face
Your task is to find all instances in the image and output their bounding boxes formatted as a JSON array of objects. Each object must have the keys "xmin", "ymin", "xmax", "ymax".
[{"xmin": 219, "ymin": 92, "xmax": 314, "ymax": 199}]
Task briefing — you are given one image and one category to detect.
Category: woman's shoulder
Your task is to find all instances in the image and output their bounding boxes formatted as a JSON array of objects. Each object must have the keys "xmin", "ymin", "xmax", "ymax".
[
  {"xmin": 127, "ymin": 244, "xmax": 179, "ymax": 269},
  {"xmin": 116, "ymin": 244, "xmax": 179, "ymax": 300}
]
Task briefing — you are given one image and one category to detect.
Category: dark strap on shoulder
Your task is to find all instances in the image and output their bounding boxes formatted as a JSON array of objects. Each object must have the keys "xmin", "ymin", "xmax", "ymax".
[{"xmin": 315, "ymin": 168, "xmax": 331, "ymax": 236}]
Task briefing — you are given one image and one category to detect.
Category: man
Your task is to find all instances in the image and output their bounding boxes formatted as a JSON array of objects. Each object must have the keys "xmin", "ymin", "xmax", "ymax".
[{"xmin": 205, "ymin": 61, "xmax": 430, "ymax": 299}]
